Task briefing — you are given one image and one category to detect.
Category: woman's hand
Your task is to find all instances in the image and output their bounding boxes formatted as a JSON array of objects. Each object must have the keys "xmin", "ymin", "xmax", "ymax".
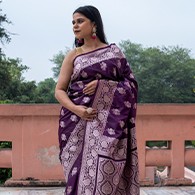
[
  {"xmin": 74, "ymin": 105, "xmax": 97, "ymax": 121},
  {"xmin": 83, "ymin": 80, "xmax": 98, "ymax": 95}
]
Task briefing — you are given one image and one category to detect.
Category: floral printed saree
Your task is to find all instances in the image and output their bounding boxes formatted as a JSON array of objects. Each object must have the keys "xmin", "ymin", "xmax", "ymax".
[{"xmin": 58, "ymin": 43, "xmax": 139, "ymax": 195}]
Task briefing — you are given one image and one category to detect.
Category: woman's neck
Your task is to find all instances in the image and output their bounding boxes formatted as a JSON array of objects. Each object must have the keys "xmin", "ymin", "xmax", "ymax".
[{"xmin": 81, "ymin": 38, "xmax": 107, "ymax": 53}]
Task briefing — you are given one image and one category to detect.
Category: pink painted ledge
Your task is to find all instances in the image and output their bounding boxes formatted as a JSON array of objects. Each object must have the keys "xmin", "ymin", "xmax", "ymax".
[{"xmin": 0, "ymin": 104, "xmax": 195, "ymax": 186}]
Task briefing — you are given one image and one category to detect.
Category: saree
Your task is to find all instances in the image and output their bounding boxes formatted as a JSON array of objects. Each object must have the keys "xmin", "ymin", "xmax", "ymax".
[{"xmin": 58, "ymin": 43, "xmax": 139, "ymax": 195}]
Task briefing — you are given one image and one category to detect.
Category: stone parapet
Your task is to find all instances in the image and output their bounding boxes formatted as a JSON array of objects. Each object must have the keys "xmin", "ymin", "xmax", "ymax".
[{"xmin": 0, "ymin": 104, "xmax": 195, "ymax": 186}]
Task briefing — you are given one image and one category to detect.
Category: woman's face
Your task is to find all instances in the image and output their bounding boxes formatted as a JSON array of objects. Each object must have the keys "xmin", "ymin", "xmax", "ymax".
[{"xmin": 72, "ymin": 12, "xmax": 94, "ymax": 40}]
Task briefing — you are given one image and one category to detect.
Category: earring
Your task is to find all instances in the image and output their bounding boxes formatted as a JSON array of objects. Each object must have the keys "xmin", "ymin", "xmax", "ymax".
[{"xmin": 92, "ymin": 27, "xmax": 97, "ymax": 39}]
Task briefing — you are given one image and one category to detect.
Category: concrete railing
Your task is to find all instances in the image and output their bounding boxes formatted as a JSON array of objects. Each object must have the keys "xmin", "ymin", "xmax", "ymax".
[
  {"xmin": 0, "ymin": 104, "xmax": 195, "ymax": 186},
  {"xmin": 137, "ymin": 104, "xmax": 195, "ymax": 186}
]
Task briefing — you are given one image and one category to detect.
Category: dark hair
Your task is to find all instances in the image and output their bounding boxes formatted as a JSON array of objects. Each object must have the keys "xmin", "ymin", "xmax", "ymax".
[{"xmin": 73, "ymin": 5, "xmax": 108, "ymax": 47}]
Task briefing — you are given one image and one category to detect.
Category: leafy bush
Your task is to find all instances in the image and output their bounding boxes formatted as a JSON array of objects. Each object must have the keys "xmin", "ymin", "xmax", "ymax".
[
  {"xmin": 0, "ymin": 168, "xmax": 12, "ymax": 185},
  {"xmin": 0, "ymin": 142, "xmax": 12, "ymax": 185}
]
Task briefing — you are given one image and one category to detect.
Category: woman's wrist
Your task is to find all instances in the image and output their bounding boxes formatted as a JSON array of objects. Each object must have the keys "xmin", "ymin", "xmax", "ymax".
[{"xmin": 69, "ymin": 104, "xmax": 79, "ymax": 114}]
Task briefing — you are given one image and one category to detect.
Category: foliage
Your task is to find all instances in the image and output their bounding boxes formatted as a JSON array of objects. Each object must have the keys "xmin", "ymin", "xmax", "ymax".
[
  {"xmin": 0, "ymin": 100, "xmax": 12, "ymax": 104},
  {"xmin": 120, "ymin": 40, "xmax": 195, "ymax": 103},
  {"xmin": 0, "ymin": 168, "xmax": 11, "ymax": 185},
  {"xmin": 0, "ymin": 56, "xmax": 37, "ymax": 103},
  {"xmin": 0, "ymin": 0, "xmax": 11, "ymax": 56},
  {"xmin": 186, "ymin": 140, "xmax": 195, "ymax": 147},
  {"xmin": 50, "ymin": 47, "xmax": 70, "ymax": 79},
  {"xmin": 0, "ymin": 1, "xmax": 11, "ymax": 43},
  {"xmin": 147, "ymin": 141, "xmax": 195, "ymax": 148},
  {"xmin": 0, "ymin": 142, "xmax": 12, "ymax": 185},
  {"xmin": 0, "ymin": 142, "xmax": 11, "ymax": 148},
  {"xmin": 146, "ymin": 141, "xmax": 167, "ymax": 148},
  {"xmin": 0, "ymin": 56, "xmax": 58, "ymax": 103},
  {"xmin": 34, "ymin": 78, "xmax": 57, "ymax": 103}
]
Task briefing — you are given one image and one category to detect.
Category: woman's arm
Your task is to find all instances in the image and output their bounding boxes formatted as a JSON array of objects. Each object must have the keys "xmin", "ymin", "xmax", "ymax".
[
  {"xmin": 55, "ymin": 50, "xmax": 97, "ymax": 120},
  {"xmin": 55, "ymin": 50, "xmax": 77, "ymax": 112}
]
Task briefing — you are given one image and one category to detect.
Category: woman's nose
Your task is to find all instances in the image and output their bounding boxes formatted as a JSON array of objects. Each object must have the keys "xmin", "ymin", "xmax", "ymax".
[{"xmin": 73, "ymin": 22, "xmax": 78, "ymax": 28}]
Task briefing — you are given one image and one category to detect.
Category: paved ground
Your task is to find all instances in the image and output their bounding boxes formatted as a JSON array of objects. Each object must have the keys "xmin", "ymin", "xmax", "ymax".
[
  {"xmin": 141, "ymin": 186, "xmax": 195, "ymax": 195},
  {"xmin": 0, "ymin": 187, "xmax": 64, "ymax": 195},
  {"xmin": 0, "ymin": 186, "xmax": 195, "ymax": 195}
]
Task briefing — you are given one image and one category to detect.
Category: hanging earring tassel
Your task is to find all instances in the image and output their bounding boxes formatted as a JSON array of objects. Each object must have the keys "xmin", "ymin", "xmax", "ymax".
[
  {"xmin": 92, "ymin": 32, "xmax": 96, "ymax": 39},
  {"xmin": 92, "ymin": 28, "xmax": 97, "ymax": 39}
]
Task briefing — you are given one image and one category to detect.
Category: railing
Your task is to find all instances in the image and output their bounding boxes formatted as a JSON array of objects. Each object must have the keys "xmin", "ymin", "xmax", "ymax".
[
  {"xmin": 0, "ymin": 104, "xmax": 195, "ymax": 186},
  {"xmin": 137, "ymin": 104, "xmax": 195, "ymax": 186}
]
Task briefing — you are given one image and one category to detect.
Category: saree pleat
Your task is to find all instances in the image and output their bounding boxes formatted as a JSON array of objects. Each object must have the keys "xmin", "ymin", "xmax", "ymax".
[{"xmin": 58, "ymin": 43, "xmax": 139, "ymax": 195}]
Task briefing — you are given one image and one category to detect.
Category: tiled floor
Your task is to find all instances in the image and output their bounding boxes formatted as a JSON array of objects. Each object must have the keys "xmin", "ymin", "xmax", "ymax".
[
  {"xmin": 141, "ymin": 186, "xmax": 195, "ymax": 195},
  {"xmin": 0, "ymin": 186, "xmax": 195, "ymax": 194},
  {"xmin": 0, "ymin": 187, "xmax": 64, "ymax": 195}
]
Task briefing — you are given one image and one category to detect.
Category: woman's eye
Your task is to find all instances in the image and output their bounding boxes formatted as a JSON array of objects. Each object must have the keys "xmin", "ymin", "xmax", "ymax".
[
  {"xmin": 77, "ymin": 19, "xmax": 84, "ymax": 24},
  {"xmin": 72, "ymin": 18, "xmax": 84, "ymax": 25}
]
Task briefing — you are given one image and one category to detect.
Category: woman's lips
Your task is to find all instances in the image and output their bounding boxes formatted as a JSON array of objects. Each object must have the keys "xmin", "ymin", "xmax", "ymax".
[{"xmin": 74, "ymin": 30, "xmax": 80, "ymax": 34}]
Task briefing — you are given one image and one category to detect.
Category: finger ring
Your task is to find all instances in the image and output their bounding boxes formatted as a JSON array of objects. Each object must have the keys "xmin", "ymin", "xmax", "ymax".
[{"xmin": 86, "ymin": 107, "xmax": 93, "ymax": 114}]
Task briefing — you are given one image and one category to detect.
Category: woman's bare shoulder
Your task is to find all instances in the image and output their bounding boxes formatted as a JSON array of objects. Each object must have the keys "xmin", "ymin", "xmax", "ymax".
[{"xmin": 64, "ymin": 49, "xmax": 77, "ymax": 62}]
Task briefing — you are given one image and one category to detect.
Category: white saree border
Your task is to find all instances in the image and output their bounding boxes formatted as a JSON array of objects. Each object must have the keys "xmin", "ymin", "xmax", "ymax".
[
  {"xmin": 60, "ymin": 120, "xmax": 86, "ymax": 179},
  {"xmin": 77, "ymin": 80, "xmax": 129, "ymax": 195}
]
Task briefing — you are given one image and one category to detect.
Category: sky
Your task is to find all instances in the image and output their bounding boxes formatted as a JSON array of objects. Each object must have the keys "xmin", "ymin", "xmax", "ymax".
[{"xmin": 1, "ymin": 0, "xmax": 195, "ymax": 83}]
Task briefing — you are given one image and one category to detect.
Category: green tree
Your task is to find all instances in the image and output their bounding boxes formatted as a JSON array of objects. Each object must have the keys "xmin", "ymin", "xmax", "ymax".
[
  {"xmin": 120, "ymin": 40, "xmax": 195, "ymax": 103},
  {"xmin": 34, "ymin": 78, "xmax": 57, "ymax": 103},
  {"xmin": 0, "ymin": 57, "xmax": 37, "ymax": 103},
  {"xmin": 0, "ymin": 2, "xmax": 38, "ymax": 104},
  {"xmin": 12, "ymin": 81, "xmax": 37, "ymax": 103},
  {"xmin": 50, "ymin": 47, "xmax": 70, "ymax": 79},
  {"xmin": 0, "ymin": 0, "xmax": 11, "ymax": 56}
]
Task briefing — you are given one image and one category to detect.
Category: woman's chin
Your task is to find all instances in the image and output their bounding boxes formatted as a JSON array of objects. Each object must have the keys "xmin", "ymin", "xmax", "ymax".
[{"xmin": 75, "ymin": 34, "xmax": 82, "ymax": 40}]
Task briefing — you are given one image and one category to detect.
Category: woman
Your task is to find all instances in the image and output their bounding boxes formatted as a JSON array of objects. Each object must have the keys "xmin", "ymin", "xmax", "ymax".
[{"xmin": 55, "ymin": 5, "xmax": 139, "ymax": 195}]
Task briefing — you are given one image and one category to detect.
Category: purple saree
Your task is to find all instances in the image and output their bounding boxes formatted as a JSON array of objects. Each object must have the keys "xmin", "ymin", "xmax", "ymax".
[{"xmin": 58, "ymin": 43, "xmax": 139, "ymax": 195}]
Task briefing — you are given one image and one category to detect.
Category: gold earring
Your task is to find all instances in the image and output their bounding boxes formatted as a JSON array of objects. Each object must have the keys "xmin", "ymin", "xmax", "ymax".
[{"xmin": 92, "ymin": 27, "xmax": 96, "ymax": 39}]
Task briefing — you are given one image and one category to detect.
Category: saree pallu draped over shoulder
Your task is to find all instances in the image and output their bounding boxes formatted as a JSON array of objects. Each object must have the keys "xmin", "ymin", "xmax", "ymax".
[{"xmin": 58, "ymin": 44, "xmax": 139, "ymax": 195}]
